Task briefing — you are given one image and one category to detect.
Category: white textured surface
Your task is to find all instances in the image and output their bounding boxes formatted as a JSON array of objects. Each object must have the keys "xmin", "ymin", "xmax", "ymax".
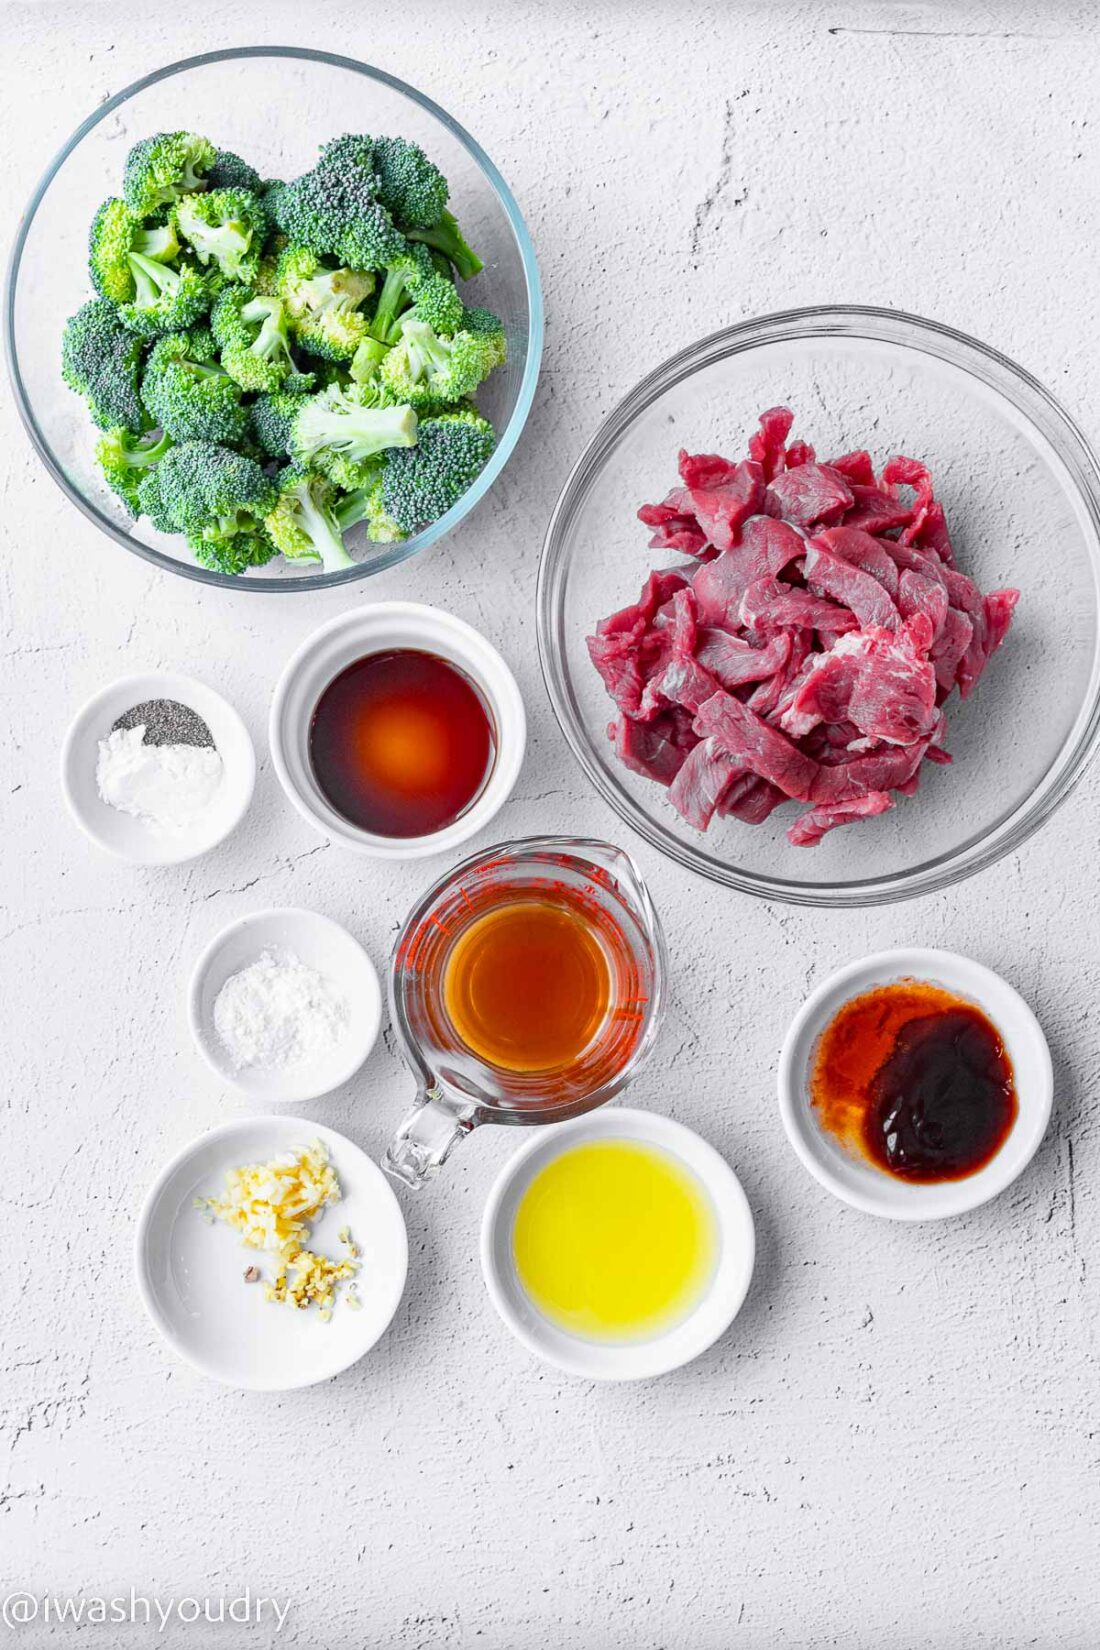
[{"xmin": 3, "ymin": 3, "xmax": 1100, "ymax": 1645}]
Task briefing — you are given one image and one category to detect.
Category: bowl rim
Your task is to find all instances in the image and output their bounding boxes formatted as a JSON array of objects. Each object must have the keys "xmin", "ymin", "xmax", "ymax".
[
  {"xmin": 5, "ymin": 44, "xmax": 544, "ymax": 593},
  {"xmin": 267, "ymin": 599, "xmax": 527, "ymax": 858},
  {"xmin": 187, "ymin": 905, "xmax": 383, "ymax": 1102},
  {"xmin": 775, "ymin": 946, "xmax": 1054, "ymax": 1221},
  {"xmin": 536, "ymin": 303, "xmax": 1100, "ymax": 907}
]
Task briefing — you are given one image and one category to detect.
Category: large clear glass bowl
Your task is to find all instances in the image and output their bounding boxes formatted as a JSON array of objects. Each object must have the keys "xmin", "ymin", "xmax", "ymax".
[
  {"xmin": 538, "ymin": 307, "xmax": 1100, "ymax": 907},
  {"xmin": 5, "ymin": 47, "xmax": 543, "ymax": 591}
]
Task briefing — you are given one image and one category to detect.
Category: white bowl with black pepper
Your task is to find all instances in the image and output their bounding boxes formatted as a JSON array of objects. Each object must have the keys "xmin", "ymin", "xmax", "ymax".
[{"xmin": 61, "ymin": 671, "xmax": 255, "ymax": 866}]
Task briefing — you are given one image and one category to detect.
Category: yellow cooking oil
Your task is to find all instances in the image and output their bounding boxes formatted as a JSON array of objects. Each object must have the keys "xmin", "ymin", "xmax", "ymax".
[{"xmin": 512, "ymin": 1139, "xmax": 718, "ymax": 1343}]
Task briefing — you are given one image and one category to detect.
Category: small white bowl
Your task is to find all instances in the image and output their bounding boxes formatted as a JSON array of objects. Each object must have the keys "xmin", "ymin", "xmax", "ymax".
[
  {"xmin": 269, "ymin": 602, "xmax": 526, "ymax": 860},
  {"xmin": 135, "ymin": 1115, "xmax": 407, "ymax": 1390},
  {"xmin": 189, "ymin": 908, "xmax": 382, "ymax": 1104},
  {"xmin": 778, "ymin": 948, "xmax": 1053, "ymax": 1221},
  {"xmin": 481, "ymin": 1107, "xmax": 756, "ymax": 1381},
  {"xmin": 61, "ymin": 671, "xmax": 255, "ymax": 866}
]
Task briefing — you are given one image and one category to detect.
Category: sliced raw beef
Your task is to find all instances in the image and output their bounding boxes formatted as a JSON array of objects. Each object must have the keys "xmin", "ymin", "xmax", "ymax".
[
  {"xmin": 787, "ymin": 792, "xmax": 895, "ymax": 847},
  {"xmin": 766, "ymin": 463, "xmax": 855, "ymax": 529},
  {"xmin": 589, "ymin": 405, "xmax": 1019, "ymax": 847}
]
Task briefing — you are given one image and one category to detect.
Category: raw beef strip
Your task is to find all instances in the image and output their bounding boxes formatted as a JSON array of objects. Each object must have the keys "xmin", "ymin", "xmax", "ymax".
[
  {"xmin": 596, "ymin": 568, "xmax": 688, "ymax": 637},
  {"xmin": 676, "ymin": 454, "xmax": 766, "ymax": 551},
  {"xmin": 930, "ymin": 607, "xmax": 973, "ymax": 695},
  {"xmin": 740, "ymin": 577, "xmax": 859, "ymax": 635},
  {"xmin": 641, "ymin": 653, "xmax": 722, "ymax": 717},
  {"xmin": 897, "ymin": 569, "xmax": 949, "ymax": 640},
  {"xmin": 587, "ymin": 631, "xmax": 651, "ymax": 717},
  {"xmin": 609, "ymin": 710, "xmax": 697, "ymax": 786},
  {"xmin": 766, "ymin": 463, "xmax": 855, "ymax": 528},
  {"xmin": 878, "ymin": 536, "xmax": 949, "ymax": 586},
  {"xmin": 816, "ymin": 525, "xmax": 901, "ymax": 598},
  {"xmin": 829, "ymin": 450, "xmax": 877, "ymax": 486},
  {"xmin": 691, "ymin": 517, "xmax": 805, "ymax": 627},
  {"xmin": 809, "ymin": 737, "xmax": 932, "ymax": 804},
  {"xmin": 748, "ymin": 406, "xmax": 794, "ymax": 481},
  {"xmin": 777, "ymin": 639, "xmax": 867, "ymax": 738},
  {"xmin": 787, "ymin": 792, "xmax": 895, "ymax": 847},
  {"xmin": 695, "ymin": 629, "xmax": 791, "ymax": 690},
  {"xmin": 749, "ymin": 628, "xmax": 812, "ymax": 720},
  {"xmin": 668, "ymin": 739, "xmax": 743, "ymax": 830},
  {"xmin": 984, "ymin": 589, "xmax": 1019, "ymax": 656},
  {"xmin": 719, "ymin": 774, "xmax": 787, "ymax": 824},
  {"xmin": 694, "ymin": 690, "xmax": 819, "ymax": 800},
  {"xmin": 636, "ymin": 493, "xmax": 710, "ymax": 559},
  {"xmin": 845, "ymin": 624, "xmax": 939, "ymax": 745},
  {"xmin": 785, "ymin": 440, "xmax": 816, "ymax": 468},
  {"xmin": 842, "ymin": 485, "xmax": 913, "ymax": 535},
  {"xmin": 804, "ymin": 540, "xmax": 900, "ymax": 630}
]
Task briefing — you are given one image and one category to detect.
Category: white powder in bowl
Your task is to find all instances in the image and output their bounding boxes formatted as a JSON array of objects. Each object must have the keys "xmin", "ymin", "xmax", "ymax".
[
  {"xmin": 96, "ymin": 724, "xmax": 223, "ymax": 834},
  {"xmin": 213, "ymin": 948, "xmax": 349, "ymax": 1071}
]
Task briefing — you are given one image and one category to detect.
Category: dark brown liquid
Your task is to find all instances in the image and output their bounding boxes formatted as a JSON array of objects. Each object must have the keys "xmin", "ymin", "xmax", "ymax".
[
  {"xmin": 309, "ymin": 650, "xmax": 495, "ymax": 838},
  {"xmin": 811, "ymin": 980, "xmax": 1018, "ymax": 1183}
]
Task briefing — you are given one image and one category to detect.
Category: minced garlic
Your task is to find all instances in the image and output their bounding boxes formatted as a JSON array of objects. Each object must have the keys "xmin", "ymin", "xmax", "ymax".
[{"xmin": 197, "ymin": 1142, "xmax": 360, "ymax": 1320}]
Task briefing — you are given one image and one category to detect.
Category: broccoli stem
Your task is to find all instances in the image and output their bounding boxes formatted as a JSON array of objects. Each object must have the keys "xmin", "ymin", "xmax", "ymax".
[
  {"xmin": 407, "ymin": 210, "xmax": 483, "ymax": 282},
  {"xmin": 368, "ymin": 267, "xmax": 416, "ymax": 344},
  {"xmin": 298, "ymin": 484, "xmax": 354, "ymax": 571},
  {"xmin": 128, "ymin": 252, "xmax": 182, "ymax": 309}
]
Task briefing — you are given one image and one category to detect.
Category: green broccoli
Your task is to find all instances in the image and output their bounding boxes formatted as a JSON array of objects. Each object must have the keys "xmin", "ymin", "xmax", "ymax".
[
  {"xmin": 207, "ymin": 148, "xmax": 263, "ymax": 193},
  {"xmin": 380, "ymin": 408, "xmax": 496, "ymax": 533},
  {"xmin": 406, "ymin": 209, "xmax": 483, "ymax": 282},
  {"xmin": 370, "ymin": 135, "xmax": 449, "ymax": 230},
  {"xmin": 333, "ymin": 466, "xmax": 406, "ymax": 544},
  {"xmin": 349, "ymin": 336, "xmax": 389, "ymax": 386},
  {"xmin": 365, "ymin": 242, "xmax": 435, "ymax": 345},
  {"xmin": 61, "ymin": 299, "xmax": 146, "ymax": 431},
  {"xmin": 405, "ymin": 272, "xmax": 465, "ymax": 335},
  {"xmin": 140, "ymin": 328, "xmax": 250, "ymax": 444},
  {"xmin": 250, "ymin": 386, "xmax": 313, "ymax": 459},
  {"xmin": 379, "ymin": 308, "xmax": 506, "ymax": 407},
  {"xmin": 274, "ymin": 246, "xmax": 374, "ymax": 361},
  {"xmin": 290, "ymin": 382, "xmax": 418, "ymax": 488},
  {"xmin": 137, "ymin": 440, "xmax": 277, "ymax": 573},
  {"xmin": 264, "ymin": 463, "xmax": 354, "ymax": 571},
  {"xmin": 269, "ymin": 142, "xmax": 406, "ymax": 271},
  {"xmin": 176, "ymin": 188, "xmax": 268, "ymax": 282},
  {"xmin": 211, "ymin": 287, "xmax": 295, "ymax": 390},
  {"xmin": 94, "ymin": 426, "xmax": 173, "ymax": 516},
  {"xmin": 90, "ymin": 198, "xmax": 213, "ymax": 338},
  {"xmin": 123, "ymin": 132, "xmax": 216, "ymax": 217}
]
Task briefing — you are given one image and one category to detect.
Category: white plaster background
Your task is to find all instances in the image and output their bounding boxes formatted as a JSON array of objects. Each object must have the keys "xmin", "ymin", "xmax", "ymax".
[{"xmin": 2, "ymin": 3, "xmax": 1099, "ymax": 1646}]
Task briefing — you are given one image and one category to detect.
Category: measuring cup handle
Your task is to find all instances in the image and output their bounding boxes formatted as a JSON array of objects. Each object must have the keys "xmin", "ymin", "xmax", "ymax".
[{"xmin": 384, "ymin": 1092, "xmax": 475, "ymax": 1189}]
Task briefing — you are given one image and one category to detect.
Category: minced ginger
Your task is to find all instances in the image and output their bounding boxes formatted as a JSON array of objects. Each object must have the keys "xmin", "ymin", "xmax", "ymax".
[{"xmin": 196, "ymin": 1140, "xmax": 360, "ymax": 1321}]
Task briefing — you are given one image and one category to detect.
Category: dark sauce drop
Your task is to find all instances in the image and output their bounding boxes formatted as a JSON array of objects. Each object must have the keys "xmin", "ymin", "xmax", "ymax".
[{"xmin": 810, "ymin": 980, "xmax": 1018, "ymax": 1184}]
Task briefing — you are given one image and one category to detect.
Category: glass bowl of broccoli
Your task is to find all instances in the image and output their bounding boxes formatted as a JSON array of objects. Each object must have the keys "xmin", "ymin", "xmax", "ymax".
[{"xmin": 6, "ymin": 47, "xmax": 543, "ymax": 589}]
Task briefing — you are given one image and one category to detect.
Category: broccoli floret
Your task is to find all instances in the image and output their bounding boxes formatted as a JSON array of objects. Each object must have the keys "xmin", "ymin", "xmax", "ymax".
[
  {"xmin": 274, "ymin": 246, "xmax": 374, "ymax": 362},
  {"xmin": 207, "ymin": 149, "xmax": 263, "ymax": 193},
  {"xmin": 381, "ymin": 409, "xmax": 495, "ymax": 533},
  {"xmin": 123, "ymin": 132, "xmax": 216, "ymax": 217},
  {"xmin": 137, "ymin": 440, "xmax": 277, "ymax": 572},
  {"xmin": 211, "ymin": 287, "xmax": 295, "ymax": 391},
  {"xmin": 265, "ymin": 463, "xmax": 354, "ymax": 571},
  {"xmin": 61, "ymin": 299, "xmax": 146, "ymax": 431},
  {"xmin": 141, "ymin": 328, "xmax": 250, "ymax": 444},
  {"xmin": 270, "ymin": 142, "xmax": 406, "ymax": 272},
  {"xmin": 379, "ymin": 308, "xmax": 506, "ymax": 407},
  {"xmin": 250, "ymin": 387, "xmax": 313, "ymax": 459},
  {"xmin": 405, "ymin": 272, "xmax": 465, "ymax": 335},
  {"xmin": 290, "ymin": 382, "xmax": 417, "ymax": 488},
  {"xmin": 366, "ymin": 242, "xmax": 435, "ymax": 345},
  {"xmin": 334, "ymin": 467, "xmax": 406, "ymax": 544},
  {"xmin": 349, "ymin": 336, "xmax": 389, "ymax": 386},
  {"xmin": 370, "ymin": 135, "xmax": 449, "ymax": 230},
  {"xmin": 176, "ymin": 188, "xmax": 268, "ymax": 282},
  {"xmin": 406, "ymin": 208, "xmax": 483, "ymax": 283},
  {"xmin": 90, "ymin": 197, "xmax": 213, "ymax": 338},
  {"xmin": 95, "ymin": 425, "xmax": 173, "ymax": 516}
]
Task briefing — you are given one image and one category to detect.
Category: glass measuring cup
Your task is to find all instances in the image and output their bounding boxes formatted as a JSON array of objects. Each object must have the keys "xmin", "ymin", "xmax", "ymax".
[{"xmin": 384, "ymin": 836, "xmax": 667, "ymax": 1187}]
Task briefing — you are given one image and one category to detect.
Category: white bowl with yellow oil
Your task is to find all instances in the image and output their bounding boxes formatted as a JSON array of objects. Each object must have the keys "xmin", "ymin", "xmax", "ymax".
[{"xmin": 480, "ymin": 1108, "xmax": 756, "ymax": 1380}]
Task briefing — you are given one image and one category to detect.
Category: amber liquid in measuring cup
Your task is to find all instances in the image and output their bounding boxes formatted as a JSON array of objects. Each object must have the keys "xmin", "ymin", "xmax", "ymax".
[
  {"xmin": 443, "ymin": 897, "xmax": 613, "ymax": 1074},
  {"xmin": 385, "ymin": 840, "xmax": 666, "ymax": 1188}
]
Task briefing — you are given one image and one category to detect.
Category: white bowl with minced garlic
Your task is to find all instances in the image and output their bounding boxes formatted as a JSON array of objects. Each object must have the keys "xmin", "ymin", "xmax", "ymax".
[{"xmin": 135, "ymin": 1117, "xmax": 407, "ymax": 1390}]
